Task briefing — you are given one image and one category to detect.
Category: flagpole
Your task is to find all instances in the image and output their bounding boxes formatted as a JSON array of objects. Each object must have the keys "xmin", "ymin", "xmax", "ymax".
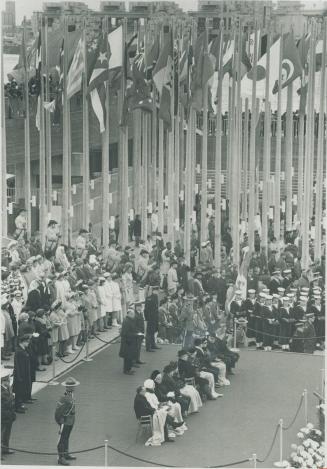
[
  {"xmin": 314, "ymin": 17, "xmax": 326, "ymax": 260},
  {"xmin": 242, "ymin": 97, "xmax": 249, "ymax": 225},
  {"xmin": 214, "ymin": 24, "xmax": 224, "ymax": 271},
  {"xmin": 167, "ymin": 21, "xmax": 175, "ymax": 245},
  {"xmin": 297, "ymin": 79, "xmax": 305, "ymax": 230},
  {"xmin": 62, "ymin": 16, "xmax": 69, "ymax": 244},
  {"xmin": 248, "ymin": 22, "xmax": 258, "ymax": 253},
  {"xmin": 274, "ymin": 30, "xmax": 283, "ymax": 247},
  {"xmin": 23, "ymin": 17, "xmax": 31, "ymax": 237},
  {"xmin": 45, "ymin": 15, "xmax": 52, "ymax": 222},
  {"xmin": 261, "ymin": 28, "xmax": 271, "ymax": 255},
  {"xmin": 120, "ymin": 18, "xmax": 129, "ymax": 246},
  {"xmin": 39, "ymin": 14, "xmax": 47, "ymax": 246},
  {"xmin": 302, "ymin": 20, "xmax": 316, "ymax": 269},
  {"xmin": 141, "ymin": 112, "xmax": 148, "ymax": 239},
  {"xmin": 285, "ymin": 81, "xmax": 293, "ymax": 233},
  {"xmin": 133, "ymin": 109, "xmax": 142, "ymax": 218},
  {"xmin": 158, "ymin": 116, "xmax": 164, "ymax": 234},
  {"xmin": 200, "ymin": 22, "xmax": 209, "ymax": 246},
  {"xmin": 1, "ymin": 20, "xmax": 8, "ymax": 238},
  {"xmin": 152, "ymin": 77, "xmax": 158, "ymax": 214},
  {"xmin": 174, "ymin": 24, "xmax": 181, "ymax": 239},
  {"xmin": 82, "ymin": 16, "xmax": 90, "ymax": 230},
  {"xmin": 102, "ymin": 16, "xmax": 110, "ymax": 247}
]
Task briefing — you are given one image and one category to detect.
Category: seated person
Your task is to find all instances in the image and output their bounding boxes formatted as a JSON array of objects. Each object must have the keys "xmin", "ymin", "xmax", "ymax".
[
  {"xmin": 189, "ymin": 344, "xmax": 223, "ymax": 396},
  {"xmin": 162, "ymin": 361, "xmax": 202, "ymax": 414},
  {"xmin": 134, "ymin": 385, "xmax": 173, "ymax": 445},
  {"xmin": 207, "ymin": 333, "xmax": 239, "ymax": 375},
  {"xmin": 177, "ymin": 349, "xmax": 218, "ymax": 400},
  {"xmin": 150, "ymin": 370, "xmax": 187, "ymax": 432}
]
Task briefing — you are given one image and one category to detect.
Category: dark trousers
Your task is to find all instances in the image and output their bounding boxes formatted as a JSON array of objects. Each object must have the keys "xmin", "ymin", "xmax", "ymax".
[
  {"xmin": 145, "ymin": 329, "xmax": 156, "ymax": 351},
  {"xmin": 123, "ymin": 357, "xmax": 133, "ymax": 372},
  {"xmin": 136, "ymin": 336, "xmax": 143, "ymax": 362},
  {"xmin": 57, "ymin": 424, "xmax": 73, "ymax": 457},
  {"xmin": 1, "ymin": 422, "xmax": 13, "ymax": 453}
]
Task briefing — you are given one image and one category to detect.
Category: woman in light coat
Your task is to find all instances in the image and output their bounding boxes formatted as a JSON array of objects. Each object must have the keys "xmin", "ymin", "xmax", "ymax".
[{"xmin": 111, "ymin": 274, "xmax": 122, "ymax": 326}]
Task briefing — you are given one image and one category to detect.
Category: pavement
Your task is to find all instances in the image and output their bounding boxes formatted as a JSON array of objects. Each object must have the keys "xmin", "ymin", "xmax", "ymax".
[{"xmin": 2, "ymin": 340, "xmax": 324, "ymax": 469}]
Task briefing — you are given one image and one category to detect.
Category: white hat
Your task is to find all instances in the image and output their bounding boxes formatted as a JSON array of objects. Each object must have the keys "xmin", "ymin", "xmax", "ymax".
[
  {"xmin": 259, "ymin": 292, "xmax": 266, "ymax": 298},
  {"xmin": 103, "ymin": 272, "xmax": 111, "ymax": 278},
  {"xmin": 283, "ymin": 296, "xmax": 290, "ymax": 302},
  {"xmin": 248, "ymin": 289, "xmax": 256, "ymax": 294},
  {"xmin": 143, "ymin": 379, "xmax": 155, "ymax": 390},
  {"xmin": 299, "ymin": 296, "xmax": 308, "ymax": 302},
  {"xmin": 262, "ymin": 288, "xmax": 270, "ymax": 294},
  {"xmin": 277, "ymin": 287, "xmax": 285, "ymax": 293},
  {"xmin": 14, "ymin": 290, "xmax": 22, "ymax": 296},
  {"xmin": 265, "ymin": 295, "xmax": 273, "ymax": 300},
  {"xmin": 272, "ymin": 294, "xmax": 280, "ymax": 299},
  {"xmin": 99, "ymin": 276, "xmax": 105, "ymax": 282},
  {"xmin": 301, "ymin": 287, "xmax": 310, "ymax": 292},
  {"xmin": 235, "ymin": 290, "xmax": 242, "ymax": 295},
  {"xmin": 201, "ymin": 241, "xmax": 208, "ymax": 247}
]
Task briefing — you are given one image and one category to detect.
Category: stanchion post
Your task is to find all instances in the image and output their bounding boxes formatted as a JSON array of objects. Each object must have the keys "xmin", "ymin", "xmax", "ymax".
[
  {"xmin": 252, "ymin": 453, "xmax": 257, "ymax": 468},
  {"xmin": 48, "ymin": 342, "xmax": 59, "ymax": 386},
  {"xmin": 83, "ymin": 323, "xmax": 93, "ymax": 362},
  {"xmin": 104, "ymin": 439, "xmax": 108, "ymax": 467},
  {"xmin": 233, "ymin": 319, "xmax": 237, "ymax": 349},
  {"xmin": 304, "ymin": 389, "xmax": 308, "ymax": 425},
  {"xmin": 274, "ymin": 419, "xmax": 287, "ymax": 467},
  {"xmin": 321, "ymin": 368, "xmax": 324, "ymax": 396}
]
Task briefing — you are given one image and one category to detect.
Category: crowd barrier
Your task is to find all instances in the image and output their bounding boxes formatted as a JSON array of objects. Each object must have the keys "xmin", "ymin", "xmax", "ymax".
[{"xmin": 4, "ymin": 388, "xmax": 317, "ymax": 468}]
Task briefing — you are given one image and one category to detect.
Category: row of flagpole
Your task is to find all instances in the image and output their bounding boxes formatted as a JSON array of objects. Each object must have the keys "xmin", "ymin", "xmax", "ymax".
[{"xmin": 2, "ymin": 13, "xmax": 326, "ymax": 272}]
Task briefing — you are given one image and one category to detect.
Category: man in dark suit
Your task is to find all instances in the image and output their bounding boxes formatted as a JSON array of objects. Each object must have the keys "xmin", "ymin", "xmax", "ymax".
[
  {"xmin": 13, "ymin": 334, "xmax": 32, "ymax": 413},
  {"xmin": 119, "ymin": 308, "xmax": 138, "ymax": 374},
  {"xmin": 134, "ymin": 301, "xmax": 146, "ymax": 365},
  {"xmin": 1, "ymin": 369, "xmax": 16, "ymax": 459},
  {"xmin": 144, "ymin": 286, "xmax": 160, "ymax": 352}
]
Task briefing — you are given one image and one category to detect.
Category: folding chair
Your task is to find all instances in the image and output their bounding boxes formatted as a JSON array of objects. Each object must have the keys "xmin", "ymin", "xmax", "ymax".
[
  {"xmin": 135, "ymin": 415, "xmax": 153, "ymax": 443},
  {"xmin": 184, "ymin": 377, "xmax": 196, "ymax": 387}
]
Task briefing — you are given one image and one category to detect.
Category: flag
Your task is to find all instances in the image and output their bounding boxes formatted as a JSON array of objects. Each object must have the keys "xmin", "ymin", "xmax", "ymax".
[
  {"xmin": 107, "ymin": 25, "xmax": 123, "ymax": 70},
  {"xmin": 191, "ymin": 31, "xmax": 214, "ymax": 111},
  {"xmin": 35, "ymin": 31, "xmax": 42, "ymax": 131},
  {"xmin": 179, "ymin": 34, "xmax": 192, "ymax": 110},
  {"xmin": 153, "ymin": 33, "xmax": 173, "ymax": 129},
  {"xmin": 272, "ymin": 32, "xmax": 302, "ymax": 94},
  {"xmin": 67, "ymin": 36, "xmax": 85, "ymax": 99},
  {"xmin": 241, "ymin": 36, "xmax": 281, "ymax": 101},
  {"xmin": 87, "ymin": 34, "xmax": 111, "ymax": 133},
  {"xmin": 43, "ymin": 100, "xmax": 56, "ymax": 112}
]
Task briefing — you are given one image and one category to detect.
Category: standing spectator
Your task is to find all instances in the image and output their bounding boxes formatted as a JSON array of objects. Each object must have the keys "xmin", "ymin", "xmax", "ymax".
[
  {"xmin": 134, "ymin": 300, "xmax": 145, "ymax": 365},
  {"xmin": 119, "ymin": 307, "xmax": 138, "ymax": 374},
  {"xmin": 111, "ymin": 273, "xmax": 122, "ymax": 326},
  {"xmin": 1, "ymin": 368, "xmax": 16, "ymax": 458},
  {"xmin": 44, "ymin": 220, "xmax": 60, "ymax": 256},
  {"xmin": 133, "ymin": 215, "xmax": 141, "ymax": 241},
  {"xmin": 121, "ymin": 263, "xmax": 134, "ymax": 320},
  {"xmin": 75, "ymin": 229, "xmax": 89, "ymax": 259},
  {"xmin": 144, "ymin": 286, "xmax": 160, "ymax": 352},
  {"xmin": 180, "ymin": 293, "xmax": 195, "ymax": 349},
  {"xmin": 167, "ymin": 261, "xmax": 178, "ymax": 296},
  {"xmin": 13, "ymin": 334, "xmax": 32, "ymax": 413},
  {"xmin": 14, "ymin": 209, "xmax": 27, "ymax": 241}
]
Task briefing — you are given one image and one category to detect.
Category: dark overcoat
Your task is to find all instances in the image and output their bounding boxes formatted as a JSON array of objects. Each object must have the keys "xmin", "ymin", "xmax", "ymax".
[{"xmin": 119, "ymin": 317, "xmax": 138, "ymax": 360}]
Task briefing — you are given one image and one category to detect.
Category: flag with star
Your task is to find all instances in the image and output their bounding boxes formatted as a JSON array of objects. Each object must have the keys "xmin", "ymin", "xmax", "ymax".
[{"xmin": 87, "ymin": 34, "xmax": 111, "ymax": 133}]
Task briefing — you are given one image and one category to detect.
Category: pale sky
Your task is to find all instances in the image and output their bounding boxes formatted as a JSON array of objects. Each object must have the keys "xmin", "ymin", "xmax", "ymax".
[{"xmin": 14, "ymin": 0, "xmax": 198, "ymax": 24}]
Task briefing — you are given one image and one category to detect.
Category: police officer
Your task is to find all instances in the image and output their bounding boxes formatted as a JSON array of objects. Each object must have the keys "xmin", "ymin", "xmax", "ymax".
[
  {"xmin": 1, "ymin": 368, "xmax": 16, "ymax": 459},
  {"xmin": 55, "ymin": 377, "xmax": 79, "ymax": 465}
]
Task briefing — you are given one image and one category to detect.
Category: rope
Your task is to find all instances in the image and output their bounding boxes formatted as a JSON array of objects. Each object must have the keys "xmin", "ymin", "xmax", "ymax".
[
  {"xmin": 207, "ymin": 459, "xmax": 250, "ymax": 468},
  {"xmin": 282, "ymin": 394, "xmax": 304, "ymax": 430},
  {"xmin": 245, "ymin": 326, "xmax": 325, "ymax": 341},
  {"xmin": 94, "ymin": 334, "xmax": 120, "ymax": 346},
  {"xmin": 256, "ymin": 424, "xmax": 280, "ymax": 463},
  {"xmin": 2, "ymin": 445, "xmax": 104, "ymax": 456},
  {"xmin": 57, "ymin": 342, "xmax": 85, "ymax": 364}
]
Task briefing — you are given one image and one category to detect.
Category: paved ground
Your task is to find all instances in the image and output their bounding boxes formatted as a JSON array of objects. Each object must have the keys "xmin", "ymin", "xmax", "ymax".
[{"xmin": 3, "ymin": 343, "xmax": 324, "ymax": 468}]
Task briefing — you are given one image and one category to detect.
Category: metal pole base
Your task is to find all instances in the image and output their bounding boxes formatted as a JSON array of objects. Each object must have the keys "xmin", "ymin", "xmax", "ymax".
[
  {"xmin": 83, "ymin": 357, "xmax": 93, "ymax": 362},
  {"xmin": 274, "ymin": 461, "xmax": 288, "ymax": 467},
  {"xmin": 48, "ymin": 380, "xmax": 60, "ymax": 386}
]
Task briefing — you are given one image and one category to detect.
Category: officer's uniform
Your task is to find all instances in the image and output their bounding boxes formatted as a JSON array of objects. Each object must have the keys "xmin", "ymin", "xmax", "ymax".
[{"xmin": 55, "ymin": 377, "xmax": 79, "ymax": 465}]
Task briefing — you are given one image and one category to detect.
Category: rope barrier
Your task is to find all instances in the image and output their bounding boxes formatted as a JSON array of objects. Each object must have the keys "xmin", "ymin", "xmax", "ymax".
[
  {"xmin": 282, "ymin": 394, "xmax": 304, "ymax": 430},
  {"xmin": 245, "ymin": 326, "xmax": 325, "ymax": 341},
  {"xmin": 2, "ymin": 444, "xmax": 104, "ymax": 456},
  {"xmin": 57, "ymin": 342, "xmax": 85, "ymax": 364},
  {"xmin": 94, "ymin": 333, "xmax": 120, "ymax": 346},
  {"xmin": 256, "ymin": 424, "xmax": 280, "ymax": 463}
]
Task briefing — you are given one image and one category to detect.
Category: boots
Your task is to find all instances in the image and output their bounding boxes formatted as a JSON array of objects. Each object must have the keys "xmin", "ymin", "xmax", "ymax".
[{"xmin": 58, "ymin": 456, "xmax": 70, "ymax": 465}]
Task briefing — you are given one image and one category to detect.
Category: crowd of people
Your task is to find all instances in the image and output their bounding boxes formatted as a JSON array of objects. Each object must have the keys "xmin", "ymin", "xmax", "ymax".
[{"xmin": 1, "ymin": 210, "xmax": 325, "ymax": 458}]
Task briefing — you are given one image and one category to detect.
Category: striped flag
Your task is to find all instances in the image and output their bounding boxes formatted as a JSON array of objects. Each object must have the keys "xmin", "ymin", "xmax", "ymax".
[
  {"xmin": 67, "ymin": 36, "xmax": 84, "ymax": 99},
  {"xmin": 88, "ymin": 34, "xmax": 111, "ymax": 133}
]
